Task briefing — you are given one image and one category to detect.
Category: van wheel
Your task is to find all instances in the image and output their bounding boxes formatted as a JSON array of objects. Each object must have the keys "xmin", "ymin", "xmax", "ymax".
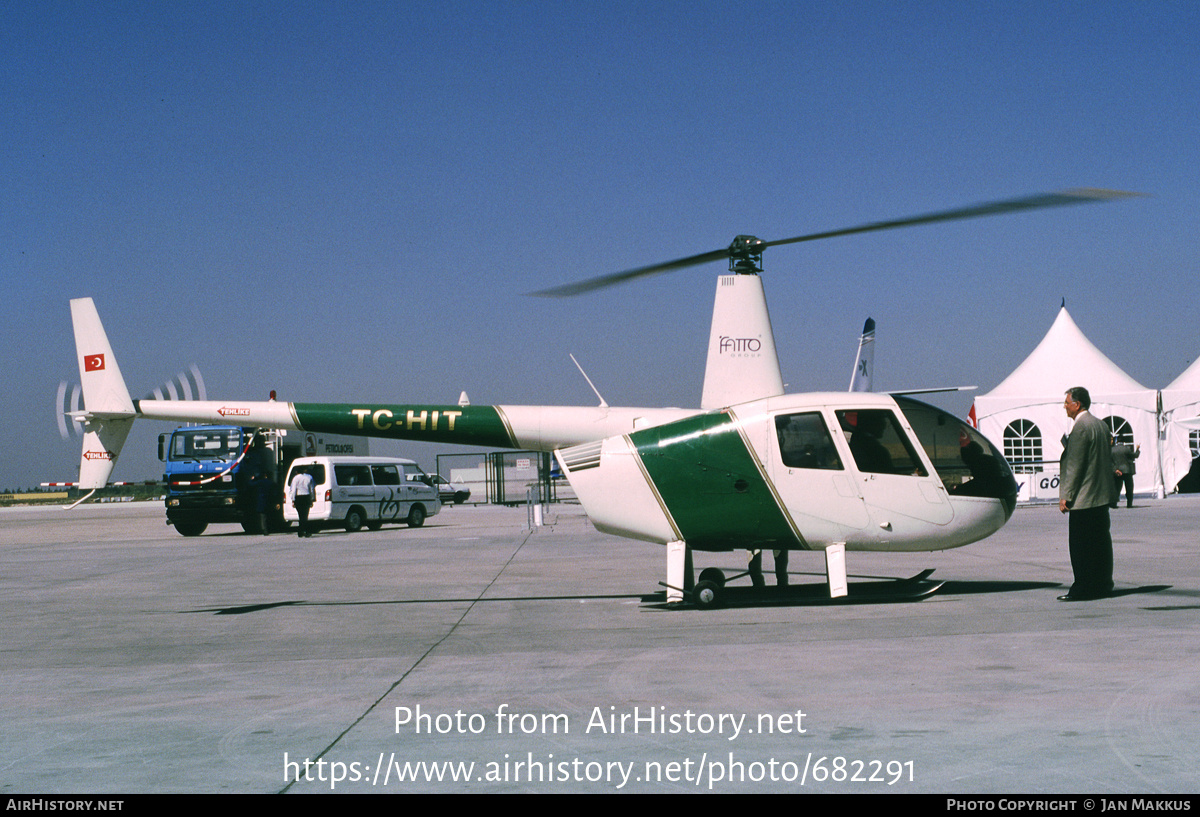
[
  {"xmin": 174, "ymin": 522, "xmax": 207, "ymax": 537},
  {"xmin": 407, "ymin": 504, "xmax": 426, "ymax": 528},
  {"xmin": 366, "ymin": 520, "xmax": 383, "ymax": 531},
  {"xmin": 344, "ymin": 508, "xmax": 365, "ymax": 532}
]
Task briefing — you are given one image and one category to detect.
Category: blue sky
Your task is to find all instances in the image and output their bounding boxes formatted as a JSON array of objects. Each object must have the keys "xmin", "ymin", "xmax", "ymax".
[{"xmin": 3, "ymin": 1, "xmax": 1198, "ymax": 489}]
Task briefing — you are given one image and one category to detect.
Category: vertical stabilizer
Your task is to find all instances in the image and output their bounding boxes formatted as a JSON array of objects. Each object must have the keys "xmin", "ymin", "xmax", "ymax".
[
  {"xmin": 849, "ymin": 317, "xmax": 875, "ymax": 392},
  {"xmin": 700, "ymin": 274, "xmax": 784, "ymax": 409},
  {"xmin": 70, "ymin": 298, "xmax": 137, "ymax": 489},
  {"xmin": 75, "ymin": 420, "xmax": 135, "ymax": 490}
]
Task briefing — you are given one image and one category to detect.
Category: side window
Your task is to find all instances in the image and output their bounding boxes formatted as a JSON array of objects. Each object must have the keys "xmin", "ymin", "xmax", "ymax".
[
  {"xmin": 334, "ymin": 465, "xmax": 372, "ymax": 486},
  {"xmin": 372, "ymin": 465, "xmax": 401, "ymax": 486},
  {"xmin": 835, "ymin": 409, "xmax": 927, "ymax": 476},
  {"xmin": 775, "ymin": 412, "xmax": 843, "ymax": 470}
]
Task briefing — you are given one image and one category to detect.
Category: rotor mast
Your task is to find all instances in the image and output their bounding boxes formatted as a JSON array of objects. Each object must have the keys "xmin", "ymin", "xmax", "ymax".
[{"xmin": 727, "ymin": 235, "xmax": 766, "ymax": 274}]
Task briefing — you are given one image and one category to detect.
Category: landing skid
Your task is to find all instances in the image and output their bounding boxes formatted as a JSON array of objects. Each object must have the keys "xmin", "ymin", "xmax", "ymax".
[{"xmin": 650, "ymin": 568, "xmax": 944, "ymax": 610}]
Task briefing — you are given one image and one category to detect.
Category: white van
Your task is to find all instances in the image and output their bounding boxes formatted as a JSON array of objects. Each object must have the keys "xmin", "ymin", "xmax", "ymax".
[{"xmin": 283, "ymin": 456, "xmax": 441, "ymax": 532}]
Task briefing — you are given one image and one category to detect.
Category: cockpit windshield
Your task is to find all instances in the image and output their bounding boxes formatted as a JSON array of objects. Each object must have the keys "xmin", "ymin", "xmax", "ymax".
[{"xmin": 893, "ymin": 396, "xmax": 1018, "ymax": 502}]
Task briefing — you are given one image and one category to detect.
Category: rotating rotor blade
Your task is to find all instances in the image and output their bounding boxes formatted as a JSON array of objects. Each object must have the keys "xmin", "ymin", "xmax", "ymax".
[
  {"xmin": 56, "ymin": 381, "xmax": 85, "ymax": 440},
  {"xmin": 531, "ymin": 248, "xmax": 730, "ymax": 297},
  {"xmin": 189, "ymin": 364, "xmax": 207, "ymax": 402},
  {"xmin": 761, "ymin": 188, "xmax": 1143, "ymax": 251},
  {"xmin": 56, "ymin": 381, "xmax": 70, "ymax": 440},
  {"xmin": 531, "ymin": 188, "xmax": 1142, "ymax": 297},
  {"xmin": 143, "ymin": 365, "xmax": 207, "ymax": 402}
]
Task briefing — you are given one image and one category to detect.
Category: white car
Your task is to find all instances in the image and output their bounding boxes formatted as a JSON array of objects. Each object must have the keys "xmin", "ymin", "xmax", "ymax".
[{"xmin": 430, "ymin": 474, "xmax": 471, "ymax": 504}]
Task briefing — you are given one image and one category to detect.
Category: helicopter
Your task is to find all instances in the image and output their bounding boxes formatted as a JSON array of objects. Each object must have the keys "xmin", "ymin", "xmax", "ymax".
[{"xmin": 65, "ymin": 189, "xmax": 1136, "ymax": 607}]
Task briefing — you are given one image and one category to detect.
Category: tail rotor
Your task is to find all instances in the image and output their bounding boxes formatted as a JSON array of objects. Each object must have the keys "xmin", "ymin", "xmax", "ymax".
[
  {"xmin": 55, "ymin": 380, "xmax": 86, "ymax": 440},
  {"xmin": 145, "ymin": 365, "xmax": 207, "ymax": 403}
]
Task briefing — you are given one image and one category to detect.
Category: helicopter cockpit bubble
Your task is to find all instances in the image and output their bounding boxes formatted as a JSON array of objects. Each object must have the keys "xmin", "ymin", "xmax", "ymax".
[{"xmin": 893, "ymin": 395, "xmax": 1018, "ymax": 517}]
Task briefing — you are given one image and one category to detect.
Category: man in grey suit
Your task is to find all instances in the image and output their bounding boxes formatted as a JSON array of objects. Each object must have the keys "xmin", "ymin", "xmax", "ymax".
[{"xmin": 1058, "ymin": 387, "xmax": 1117, "ymax": 600}]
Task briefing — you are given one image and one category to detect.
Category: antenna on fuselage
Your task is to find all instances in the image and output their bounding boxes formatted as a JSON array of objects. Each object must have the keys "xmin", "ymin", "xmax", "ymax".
[{"xmin": 570, "ymin": 353, "xmax": 608, "ymax": 408}]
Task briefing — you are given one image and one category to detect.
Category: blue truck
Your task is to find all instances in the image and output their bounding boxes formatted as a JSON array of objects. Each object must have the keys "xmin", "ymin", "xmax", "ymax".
[{"xmin": 157, "ymin": 425, "xmax": 367, "ymax": 536}]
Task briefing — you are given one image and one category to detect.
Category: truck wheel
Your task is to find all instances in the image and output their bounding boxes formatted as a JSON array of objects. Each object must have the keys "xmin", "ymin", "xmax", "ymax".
[
  {"xmin": 407, "ymin": 504, "xmax": 426, "ymax": 528},
  {"xmin": 175, "ymin": 522, "xmax": 207, "ymax": 537},
  {"xmin": 344, "ymin": 508, "xmax": 365, "ymax": 533}
]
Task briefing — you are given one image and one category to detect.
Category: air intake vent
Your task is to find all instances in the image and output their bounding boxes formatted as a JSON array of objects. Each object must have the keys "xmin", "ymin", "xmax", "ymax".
[{"xmin": 558, "ymin": 440, "xmax": 603, "ymax": 472}]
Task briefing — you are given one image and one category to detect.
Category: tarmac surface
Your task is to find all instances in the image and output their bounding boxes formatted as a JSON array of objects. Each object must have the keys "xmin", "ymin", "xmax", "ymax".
[{"xmin": 2, "ymin": 496, "xmax": 1198, "ymax": 794}]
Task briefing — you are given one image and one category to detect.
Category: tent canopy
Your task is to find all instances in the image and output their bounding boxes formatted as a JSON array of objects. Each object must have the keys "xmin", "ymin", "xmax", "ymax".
[{"xmin": 974, "ymin": 306, "xmax": 1158, "ymax": 496}]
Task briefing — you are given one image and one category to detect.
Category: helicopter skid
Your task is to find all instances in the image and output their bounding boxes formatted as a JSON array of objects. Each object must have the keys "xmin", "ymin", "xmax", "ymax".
[{"xmin": 651, "ymin": 568, "xmax": 944, "ymax": 610}]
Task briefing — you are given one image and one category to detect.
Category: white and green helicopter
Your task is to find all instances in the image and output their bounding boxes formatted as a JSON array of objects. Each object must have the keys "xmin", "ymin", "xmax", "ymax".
[{"xmin": 65, "ymin": 190, "xmax": 1135, "ymax": 606}]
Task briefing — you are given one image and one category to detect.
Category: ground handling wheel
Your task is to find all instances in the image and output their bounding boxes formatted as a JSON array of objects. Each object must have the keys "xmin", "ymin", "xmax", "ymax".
[{"xmin": 691, "ymin": 579, "xmax": 722, "ymax": 610}]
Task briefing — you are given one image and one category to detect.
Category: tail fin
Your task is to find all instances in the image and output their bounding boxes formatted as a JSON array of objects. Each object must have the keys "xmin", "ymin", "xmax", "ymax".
[
  {"xmin": 69, "ymin": 298, "xmax": 137, "ymax": 491},
  {"xmin": 848, "ymin": 317, "xmax": 875, "ymax": 392}
]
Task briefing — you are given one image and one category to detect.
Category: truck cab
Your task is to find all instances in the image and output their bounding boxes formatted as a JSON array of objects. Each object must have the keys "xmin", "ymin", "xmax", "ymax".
[{"xmin": 159, "ymin": 426, "xmax": 283, "ymax": 536}]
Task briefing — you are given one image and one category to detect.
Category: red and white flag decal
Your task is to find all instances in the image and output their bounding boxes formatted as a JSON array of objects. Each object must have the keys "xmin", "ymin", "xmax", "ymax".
[{"xmin": 84, "ymin": 354, "xmax": 105, "ymax": 372}]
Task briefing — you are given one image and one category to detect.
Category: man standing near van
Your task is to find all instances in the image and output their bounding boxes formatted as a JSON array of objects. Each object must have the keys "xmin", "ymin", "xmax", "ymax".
[
  {"xmin": 288, "ymin": 466, "xmax": 315, "ymax": 538},
  {"xmin": 1058, "ymin": 387, "xmax": 1116, "ymax": 600}
]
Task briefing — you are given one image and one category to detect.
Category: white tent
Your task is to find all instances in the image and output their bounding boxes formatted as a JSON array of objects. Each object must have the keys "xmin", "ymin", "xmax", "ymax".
[
  {"xmin": 1161, "ymin": 357, "xmax": 1200, "ymax": 492},
  {"xmin": 973, "ymin": 306, "xmax": 1159, "ymax": 499}
]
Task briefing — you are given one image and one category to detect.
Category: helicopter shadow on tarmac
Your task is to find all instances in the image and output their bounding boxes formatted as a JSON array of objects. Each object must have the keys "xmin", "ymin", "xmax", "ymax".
[{"xmin": 183, "ymin": 575, "xmax": 1170, "ymax": 615}]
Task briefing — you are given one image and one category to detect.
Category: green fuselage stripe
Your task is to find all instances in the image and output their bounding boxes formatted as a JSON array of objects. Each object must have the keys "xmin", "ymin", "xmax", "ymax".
[
  {"xmin": 291, "ymin": 403, "xmax": 517, "ymax": 448},
  {"xmin": 629, "ymin": 411, "xmax": 803, "ymax": 552}
]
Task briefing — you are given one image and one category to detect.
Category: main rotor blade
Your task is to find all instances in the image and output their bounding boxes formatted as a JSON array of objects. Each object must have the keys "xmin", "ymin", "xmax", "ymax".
[
  {"xmin": 762, "ymin": 188, "xmax": 1143, "ymax": 250},
  {"xmin": 531, "ymin": 188, "xmax": 1141, "ymax": 297},
  {"xmin": 531, "ymin": 248, "xmax": 730, "ymax": 297}
]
